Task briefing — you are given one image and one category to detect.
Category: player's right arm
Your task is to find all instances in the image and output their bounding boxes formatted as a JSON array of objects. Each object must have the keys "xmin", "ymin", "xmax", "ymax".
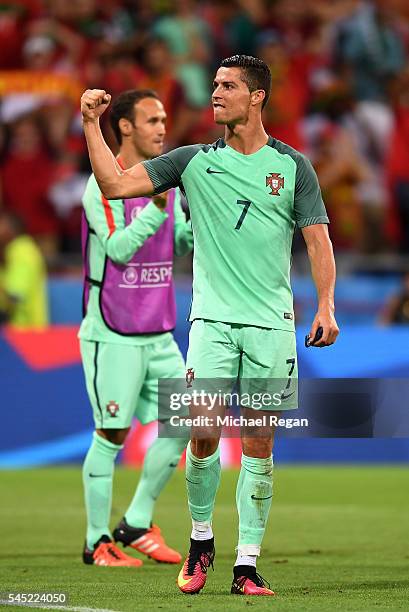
[
  {"xmin": 83, "ymin": 175, "xmax": 168, "ymax": 264},
  {"xmin": 81, "ymin": 89, "xmax": 155, "ymax": 199}
]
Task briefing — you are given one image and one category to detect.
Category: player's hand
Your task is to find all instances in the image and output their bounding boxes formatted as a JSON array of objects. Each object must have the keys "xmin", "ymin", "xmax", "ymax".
[
  {"xmin": 81, "ymin": 89, "xmax": 111, "ymax": 122},
  {"xmin": 152, "ymin": 191, "xmax": 168, "ymax": 210},
  {"xmin": 309, "ymin": 308, "xmax": 339, "ymax": 347}
]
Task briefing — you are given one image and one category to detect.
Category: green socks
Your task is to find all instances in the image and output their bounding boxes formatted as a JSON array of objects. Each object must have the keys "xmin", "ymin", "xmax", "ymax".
[
  {"xmin": 236, "ymin": 453, "xmax": 273, "ymax": 555},
  {"xmin": 82, "ymin": 432, "xmax": 123, "ymax": 549},
  {"xmin": 83, "ymin": 435, "xmax": 272, "ymax": 556},
  {"xmin": 184, "ymin": 447, "xmax": 273, "ymax": 554},
  {"xmin": 125, "ymin": 436, "xmax": 187, "ymax": 529},
  {"xmin": 186, "ymin": 442, "xmax": 221, "ymax": 523},
  {"xmin": 83, "ymin": 431, "xmax": 186, "ymax": 545}
]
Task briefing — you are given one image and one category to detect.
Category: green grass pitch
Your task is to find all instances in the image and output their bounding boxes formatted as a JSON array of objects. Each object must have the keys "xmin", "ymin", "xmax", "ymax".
[{"xmin": 1, "ymin": 466, "xmax": 409, "ymax": 611}]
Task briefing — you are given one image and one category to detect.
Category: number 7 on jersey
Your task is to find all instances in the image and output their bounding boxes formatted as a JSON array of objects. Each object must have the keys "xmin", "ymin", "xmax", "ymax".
[{"xmin": 235, "ymin": 199, "xmax": 251, "ymax": 230}]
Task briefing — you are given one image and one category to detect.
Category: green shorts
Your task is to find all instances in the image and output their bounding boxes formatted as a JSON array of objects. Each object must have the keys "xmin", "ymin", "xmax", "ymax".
[
  {"xmin": 186, "ymin": 319, "xmax": 298, "ymax": 410},
  {"xmin": 80, "ymin": 335, "xmax": 185, "ymax": 429}
]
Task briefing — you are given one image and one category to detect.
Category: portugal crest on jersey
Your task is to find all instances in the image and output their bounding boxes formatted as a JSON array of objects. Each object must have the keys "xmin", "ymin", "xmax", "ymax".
[
  {"xmin": 106, "ymin": 401, "xmax": 119, "ymax": 417},
  {"xmin": 266, "ymin": 173, "xmax": 284, "ymax": 196},
  {"xmin": 186, "ymin": 368, "xmax": 195, "ymax": 388}
]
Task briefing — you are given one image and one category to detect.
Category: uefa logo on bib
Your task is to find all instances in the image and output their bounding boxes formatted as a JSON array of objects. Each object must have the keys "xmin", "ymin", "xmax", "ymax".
[
  {"xmin": 123, "ymin": 267, "xmax": 138, "ymax": 285},
  {"xmin": 131, "ymin": 206, "xmax": 143, "ymax": 220}
]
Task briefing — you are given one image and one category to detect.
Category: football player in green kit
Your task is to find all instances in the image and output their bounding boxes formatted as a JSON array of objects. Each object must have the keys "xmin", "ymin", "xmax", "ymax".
[
  {"xmin": 80, "ymin": 55, "xmax": 339, "ymax": 594},
  {"xmin": 80, "ymin": 89, "xmax": 192, "ymax": 567}
]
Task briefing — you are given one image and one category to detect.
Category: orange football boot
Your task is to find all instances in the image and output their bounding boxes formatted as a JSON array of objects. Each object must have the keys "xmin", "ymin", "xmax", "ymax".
[
  {"xmin": 177, "ymin": 539, "xmax": 215, "ymax": 594},
  {"xmin": 114, "ymin": 518, "xmax": 182, "ymax": 564},
  {"xmin": 231, "ymin": 571, "xmax": 275, "ymax": 596},
  {"xmin": 83, "ymin": 535, "xmax": 142, "ymax": 567}
]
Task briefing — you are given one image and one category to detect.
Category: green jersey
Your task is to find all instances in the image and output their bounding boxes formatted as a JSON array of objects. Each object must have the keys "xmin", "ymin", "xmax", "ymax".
[
  {"xmin": 143, "ymin": 136, "xmax": 328, "ymax": 330},
  {"xmin": 78, "ymin": 174, "xmax": 193, "ymax": 345}
]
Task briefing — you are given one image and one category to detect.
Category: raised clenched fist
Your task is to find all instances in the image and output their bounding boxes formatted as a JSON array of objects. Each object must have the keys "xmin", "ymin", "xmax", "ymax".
[{"xmin": 81, "ymin": 89, "xmax": 111, "ymax": 122}]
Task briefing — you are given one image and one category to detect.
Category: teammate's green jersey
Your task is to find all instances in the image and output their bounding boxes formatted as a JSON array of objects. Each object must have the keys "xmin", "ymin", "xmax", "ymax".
[
  {"xmin": 78, "ymin": 174, "xmax": 193, "ymax": 345},
  {"xmin": 143, "ymin": 136, "xmax": 328, "ymax": 330}
]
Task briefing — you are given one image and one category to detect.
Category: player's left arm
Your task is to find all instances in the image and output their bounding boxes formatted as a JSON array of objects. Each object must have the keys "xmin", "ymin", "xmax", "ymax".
[
  {"xmin": 302, "ymin": 224, "xmax": 339, "ymax": 346},
  {"xmin": 294, "ymin": 153, "xmax": 339, "ymax": 347},
  {"xmin": 173, "ymin": 188, "xmax": 193, "ymax": 256}
]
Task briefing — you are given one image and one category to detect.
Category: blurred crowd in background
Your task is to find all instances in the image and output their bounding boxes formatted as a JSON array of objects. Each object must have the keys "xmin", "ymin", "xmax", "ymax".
[{"xmin": 1, "ymin": 0, "xmax": 409, "ymax": 271}]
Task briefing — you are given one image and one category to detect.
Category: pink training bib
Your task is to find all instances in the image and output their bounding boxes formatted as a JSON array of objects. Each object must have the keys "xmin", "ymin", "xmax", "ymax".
[{"xmin": 82, "ymin": 190, "xmax": 176, "ymax": 335}]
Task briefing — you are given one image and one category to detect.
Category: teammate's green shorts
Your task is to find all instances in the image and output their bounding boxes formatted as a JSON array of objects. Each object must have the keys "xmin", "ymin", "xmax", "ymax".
[
  {"xmin": 186, "ymin": 319, "xmax": 298, "ymax": 410},
  {"xmin": 80, "ymin": 335, "xmax": 186, "ymax": 429}
]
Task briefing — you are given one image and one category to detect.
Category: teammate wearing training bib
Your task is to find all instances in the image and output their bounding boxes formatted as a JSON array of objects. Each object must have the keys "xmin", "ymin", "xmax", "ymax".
[
  {"xmin": 80, "ymin": 55, "xmax": 339, "ymax": 593},
  {"xmin": 80, "ymin": 89, "xmax": 192, "ymax": 567}
]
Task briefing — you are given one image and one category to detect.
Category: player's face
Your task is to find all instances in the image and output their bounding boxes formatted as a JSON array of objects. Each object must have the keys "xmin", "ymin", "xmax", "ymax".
[
  {"xmin": 212, "ymin": 67, "xmax": 253, "ymax": 125},
  {"xmin": 131, "ymin": 98, "xmax": 166, "ymax": 159}
]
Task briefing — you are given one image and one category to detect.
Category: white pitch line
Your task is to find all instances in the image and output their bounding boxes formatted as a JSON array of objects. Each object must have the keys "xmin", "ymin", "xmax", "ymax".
[{"xmin": 0, "ymin": 602, "xmax": 120, "ymax": 612}]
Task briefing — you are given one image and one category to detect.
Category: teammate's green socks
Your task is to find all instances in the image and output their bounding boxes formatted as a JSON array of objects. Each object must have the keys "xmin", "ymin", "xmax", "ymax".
[
  {"xmin": 125, "ymin": 436, "xmax": 187, "ymax": 529},
  {"xmin": 236, "ymin": 454, "xmax": 273, "ymax": 554},
  {"xmin": 186, "ymin": 442, "xmax": 221, "ymax": 523},
  {"xmin": 82, "ymin": 432, "xmax": 123, "ymax": 549}
]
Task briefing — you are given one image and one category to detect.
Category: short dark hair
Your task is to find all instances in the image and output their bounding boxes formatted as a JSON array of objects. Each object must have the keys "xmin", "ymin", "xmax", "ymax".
[
  {"xmin": 109, "ymin": 89, "xmax": 160, "ymax": 145},
  {"xmin": 219, "ymin": 55, "xmax": 271, "ymax": 109}
]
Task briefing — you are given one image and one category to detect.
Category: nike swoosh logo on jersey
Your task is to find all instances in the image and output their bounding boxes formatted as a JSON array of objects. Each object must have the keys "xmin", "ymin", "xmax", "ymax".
[
  {"xmin": 206, "ymin": 167, "xmax": 225, "ymax": 174},
  {"xmin": 89, "ymin": 473, "xmax": 110, "ymax": 478},
  {"xmin": 251, "ymin": 494, "xmax": 273, "ymax": 500}
]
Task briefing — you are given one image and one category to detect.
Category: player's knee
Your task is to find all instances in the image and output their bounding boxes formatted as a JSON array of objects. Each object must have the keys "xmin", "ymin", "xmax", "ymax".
[
  {"xmin": 190, "ymin": 437, "xmax": 219, "ymax": 458},
  {"xmin": 241, "ymin": 436, "xmax": 273, "ymax": 458},
  {"xmin": 96, "ymin": 427, "xmax": 130, "ymax": 445}
]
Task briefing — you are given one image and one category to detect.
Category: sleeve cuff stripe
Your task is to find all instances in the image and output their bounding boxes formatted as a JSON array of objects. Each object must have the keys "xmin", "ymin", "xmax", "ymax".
[{"xmin": 297, "ymin": 216, "xmax": 329, "ymax": 228}]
